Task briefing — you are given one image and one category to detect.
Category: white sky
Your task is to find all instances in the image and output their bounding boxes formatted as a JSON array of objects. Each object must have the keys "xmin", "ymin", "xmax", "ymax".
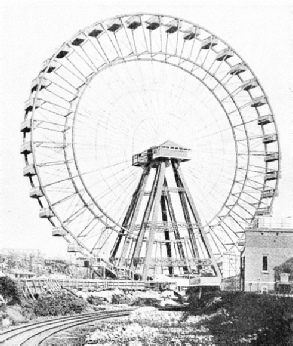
[{"xmin": 0, "ymin": 0, "xmax": 292, "ymax": 258}]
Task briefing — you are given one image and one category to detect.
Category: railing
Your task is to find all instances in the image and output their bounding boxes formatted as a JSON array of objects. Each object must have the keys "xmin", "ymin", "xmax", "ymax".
[
  {"xmin": 249, "ymin": 217, "xmax": 293, "ymax": 229},
  {"xmin": 59, "ymin": 279, "xmax": 145, "ymax": 290}
]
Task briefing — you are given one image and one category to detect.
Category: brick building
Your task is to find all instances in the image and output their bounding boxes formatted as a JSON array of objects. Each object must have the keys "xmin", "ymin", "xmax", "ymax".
[{"xmin": 241, "ymin": 217, "xmax": 293, "ymax": 293}]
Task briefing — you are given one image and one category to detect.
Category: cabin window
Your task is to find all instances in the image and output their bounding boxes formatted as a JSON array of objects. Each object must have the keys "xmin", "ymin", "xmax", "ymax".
[{"xmin": 262, "ymin": 256, "xmax": 268, "ymax": 271}]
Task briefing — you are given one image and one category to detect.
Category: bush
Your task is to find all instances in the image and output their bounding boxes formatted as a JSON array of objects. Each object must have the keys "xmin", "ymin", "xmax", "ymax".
[
  {"xmin": 131, "ymin": 297, "xmax": 161, "ymax": 307},
  {"xmin": 21, "ymin": 300, "xmax": 36, "ymax": 320},
  {"xmin": 87, "ymin": 296, "xmax": 106, "ymax": 305},
  {"xmin": 186, "ymin": 286, "xmax": 221, "ymax": 313},
  {"xmin": 33, "ymin": 291, "xmax": 87, "ymax": 316},
  {"xmin": 112, "ymin": 294, "xmax": 132, "ymax": 305},
  {"xmin": 0, "ymin": 276, "xmax": 21, "ymax": 305}
]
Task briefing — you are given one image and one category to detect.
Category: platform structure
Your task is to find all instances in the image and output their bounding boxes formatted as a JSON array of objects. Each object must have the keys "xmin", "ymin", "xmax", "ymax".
[{"xmin": 110, "ymin": 140, "xmax": 221, "ymax": 282}]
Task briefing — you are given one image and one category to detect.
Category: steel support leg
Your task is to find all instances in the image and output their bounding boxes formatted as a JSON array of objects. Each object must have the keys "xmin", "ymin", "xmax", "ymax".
[
  {"xmin": 164, "ymin": 178, "xmax": 187, "ymax": 272},
  {"xmin": 174, "ymin": 161, "xmax": 221, "ymax": 278},
  {"xmin": 110, "ymin": 167, "xmax": 150, "ymax": 261},
  {"xmin": 118, "ymin": 167, "xmax": 150, "ymax": 266},
  {"xmin": 172, "ymin": 161, "xmax": 200, "ymax": 258},
  {"xmin": 161, "ymin": 192, "xmax": 173, "ymax": 275},
  {"xmin": 143, "ymin": 161, "xmax": 166, "ymax": 280},
  {"xmin": 130, "ymin": 163, "xmax": 161, "ymax": 271}
]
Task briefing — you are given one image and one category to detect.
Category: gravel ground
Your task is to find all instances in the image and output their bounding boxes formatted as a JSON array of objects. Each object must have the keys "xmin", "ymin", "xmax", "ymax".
[
  {"xmin": 41, "ymin": 307, "xmax": 214, "ymax": 346},
  {"xmin": 83, "ymin": 307, "xmax": 215, "ymax": 346}
]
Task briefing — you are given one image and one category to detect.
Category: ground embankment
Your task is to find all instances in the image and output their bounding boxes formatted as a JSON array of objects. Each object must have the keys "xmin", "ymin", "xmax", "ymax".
[
  {"xmin": 187, "ymin": 287, "xmax": 293, "ymax": 345},
  {"xmin": 3, "ymin": 276, "xmax": 293, "ymax": 345},
  {"xmin": 0, "ymin": 276, "xmax": 89, "ymax": 327}
]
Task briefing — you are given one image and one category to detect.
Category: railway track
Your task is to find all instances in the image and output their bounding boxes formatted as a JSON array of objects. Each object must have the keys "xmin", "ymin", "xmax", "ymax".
[{"xmin": 0, "ymin": 309, "xmax": 134, "ymax": 345}]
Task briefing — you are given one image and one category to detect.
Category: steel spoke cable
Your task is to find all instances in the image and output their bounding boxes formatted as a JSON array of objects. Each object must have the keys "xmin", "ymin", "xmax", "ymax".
[
  {"xmin": 82, "ymin": 165, "xmax": 137, "ymax": 197},
  {"xmin": 184, "ymin": 171, "xmax": 236, "ymax": 210},
  {"xmin": 185, "ymin": 167, "xmax": 235, "ymax": 208},
  {"xmin": 89, "ymin": 172, "xmax": 136, "ymax": 204},
  {"xmin": 90, "ymin": 170, "xmax": 137, "ymax": 205},
  {"xmin": 81, "ymin": 66, "xmax": 160, "ymax": 132}
]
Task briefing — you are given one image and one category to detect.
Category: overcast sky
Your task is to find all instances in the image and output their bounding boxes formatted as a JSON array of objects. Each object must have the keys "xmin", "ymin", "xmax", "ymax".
[{"xmin": 0, "ymin": 0, "xmax": 292, "ymax": 258}]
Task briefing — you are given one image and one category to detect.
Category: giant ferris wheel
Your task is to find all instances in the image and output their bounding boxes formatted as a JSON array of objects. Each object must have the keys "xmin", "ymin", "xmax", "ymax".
[{"xmin": 21, "ymin": 14, "xmax": 279, "ymax": 280}]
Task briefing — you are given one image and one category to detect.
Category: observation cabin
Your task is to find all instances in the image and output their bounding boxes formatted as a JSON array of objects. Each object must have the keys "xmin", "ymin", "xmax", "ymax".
[{"xmin": 132, "ymin": 140, "xmax": 191, "ymax": 167}]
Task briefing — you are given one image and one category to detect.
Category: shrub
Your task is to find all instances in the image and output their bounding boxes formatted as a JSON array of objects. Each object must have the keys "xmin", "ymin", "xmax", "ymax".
[
  {"xmin": 186, "ymin": 286, "xmax": 221, "ymax": 313},
  {"xmin": 112, "ymin": 294, "xmax": 132, "ymax": 305},
  {"xmin": 33, "ymin": 291, "xmax": 87, "ymax": 316},
  {"xmin": 87, "ymin": 296, "xmax": 106, "ymax": 305},
  {"xmin": 131, "ymin": 297, "xmax": 161, "ymax": 307},
  {"xmin": 0, "ymin": 276, "xmax": 21, "ymax": 305},
  {"xmin": 21, "ymin": 300, "xmax": 36, "ymax": 320}
]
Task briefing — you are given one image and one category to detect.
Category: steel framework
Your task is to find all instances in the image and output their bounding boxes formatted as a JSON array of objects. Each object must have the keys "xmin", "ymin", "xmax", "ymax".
[{"xmin": 110, "ymin": 141, "xmax": 221, "ymax": 280}]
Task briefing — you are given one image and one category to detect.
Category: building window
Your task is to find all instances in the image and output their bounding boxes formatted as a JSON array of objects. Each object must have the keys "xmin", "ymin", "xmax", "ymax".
[{"xmin": 262, "ymin": 256, "xmax": 268, "ymax": 271}]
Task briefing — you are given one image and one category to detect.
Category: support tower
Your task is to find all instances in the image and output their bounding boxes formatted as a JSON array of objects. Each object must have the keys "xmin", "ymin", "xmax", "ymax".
[{"xmin": 110, "ymin": 140, "xmax": 221, "ymax": 282}]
